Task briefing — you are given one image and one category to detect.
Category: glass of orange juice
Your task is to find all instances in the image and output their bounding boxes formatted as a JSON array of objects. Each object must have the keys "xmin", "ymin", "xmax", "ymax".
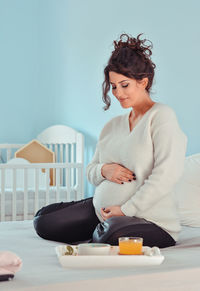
[{"xmin": 118, "ymin": 237, "xmax": 143, "ymax": 255}]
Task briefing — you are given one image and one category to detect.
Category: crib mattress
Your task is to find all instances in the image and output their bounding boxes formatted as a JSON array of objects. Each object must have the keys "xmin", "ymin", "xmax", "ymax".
[
  {"xmin": 0, "ymin": 220, "xmax": 200, "ymax": 291},
  {"xmin": 0, "ymin": 187, "xmax": 77, "ymax": 220}
]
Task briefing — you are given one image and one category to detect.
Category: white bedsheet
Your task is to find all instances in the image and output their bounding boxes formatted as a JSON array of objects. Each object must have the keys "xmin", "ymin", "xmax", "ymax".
[{"xmin": 0, "ymin": 221, "xmax": 200, "ymax": 291}]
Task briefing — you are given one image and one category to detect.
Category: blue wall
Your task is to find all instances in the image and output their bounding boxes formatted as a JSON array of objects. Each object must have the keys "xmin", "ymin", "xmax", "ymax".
[{"xmin": 0, "ymin": 0, "xmax": 200, "ymax": 196}]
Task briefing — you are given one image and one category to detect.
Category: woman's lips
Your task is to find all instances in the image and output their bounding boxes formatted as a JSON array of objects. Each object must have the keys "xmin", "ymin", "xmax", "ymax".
[{"xmin": 119, "ymin": 98, "xmax": 128, "ymax": 102}]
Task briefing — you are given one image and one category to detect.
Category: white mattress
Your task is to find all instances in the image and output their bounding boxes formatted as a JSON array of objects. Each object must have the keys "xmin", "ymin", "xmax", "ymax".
[{"xmin": 1, "ymin": 221, "xmax": 200, "ymax": 291}]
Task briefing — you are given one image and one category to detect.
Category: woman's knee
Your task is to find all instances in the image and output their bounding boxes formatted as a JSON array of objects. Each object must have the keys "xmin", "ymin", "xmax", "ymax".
[
  {"xmin": 33, "ymin": 198, "xmax": 97, "ymax": 243},
  {"xmin": 33, "ymin": 210, "xmax": 65, "ymax": 241},
  {"xmin": 33, "ymin": 214, "xmax": 49, "ymax": 239},
  {"xmin": 33, "ymin": 204, "xmax": 63, "ymax": 240}
]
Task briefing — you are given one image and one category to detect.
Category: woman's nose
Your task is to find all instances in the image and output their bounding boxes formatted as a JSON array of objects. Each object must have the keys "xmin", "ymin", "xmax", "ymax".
[{"xmin": 114, "ymin": 87, "xmax": 122, "ymax": 99}]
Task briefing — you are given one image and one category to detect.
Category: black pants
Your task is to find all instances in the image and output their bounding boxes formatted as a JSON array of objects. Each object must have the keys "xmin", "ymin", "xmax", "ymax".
[{"xmin": 33, "ymin": 197, "xmax": 176, "ymax": 248}]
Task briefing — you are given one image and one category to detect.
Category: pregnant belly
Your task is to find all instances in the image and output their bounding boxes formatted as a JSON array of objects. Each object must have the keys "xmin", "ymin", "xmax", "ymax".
[{"xmin": 93, "ymin": 180, "xmax": 137, "ymax": 213}]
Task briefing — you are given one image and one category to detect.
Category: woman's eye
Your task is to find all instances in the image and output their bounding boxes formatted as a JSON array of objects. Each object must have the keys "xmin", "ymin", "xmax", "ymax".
[{"xmin": 112, "ymin": 84, "xmax": 128, "ymax": 90}]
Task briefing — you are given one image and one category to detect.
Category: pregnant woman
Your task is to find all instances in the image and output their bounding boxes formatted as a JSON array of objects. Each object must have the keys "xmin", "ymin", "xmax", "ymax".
[{"xmin": 34, "ymin": 33, "xmax": 187, "ymax": 248}]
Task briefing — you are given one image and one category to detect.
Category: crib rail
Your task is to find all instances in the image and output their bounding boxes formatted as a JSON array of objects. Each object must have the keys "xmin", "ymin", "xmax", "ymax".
[
  {"xmin": 0, "ymin": 163, "xmax": 84, "ymax": 222},
  {"xmin": 0, "ymin": 143, "xmax": 82, "ymax": 187},
  {"xmin": 0, "ymin": 144, "xmax": 24, "ymax": 162}
]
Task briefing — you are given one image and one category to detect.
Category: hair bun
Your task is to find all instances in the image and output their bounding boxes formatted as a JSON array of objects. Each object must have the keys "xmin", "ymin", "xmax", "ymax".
[{"xmin": 113, "ymin": 33, "xmax": 153, "ymax": 59}]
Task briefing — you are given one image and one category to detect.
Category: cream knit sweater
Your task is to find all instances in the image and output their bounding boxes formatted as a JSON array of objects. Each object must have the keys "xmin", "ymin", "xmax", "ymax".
[{"xmin": 86, "ymin": 103, "xmax": 187, "ymax": 241}]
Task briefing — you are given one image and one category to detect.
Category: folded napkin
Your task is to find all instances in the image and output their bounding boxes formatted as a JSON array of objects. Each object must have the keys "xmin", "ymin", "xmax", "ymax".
[
  {"xmin": 143, "ymin": 246, "xmax": 161, "ymax": 256},
  {"xmin": 0, "ymin": 251, "xmax": 22, "ymax": 275}
]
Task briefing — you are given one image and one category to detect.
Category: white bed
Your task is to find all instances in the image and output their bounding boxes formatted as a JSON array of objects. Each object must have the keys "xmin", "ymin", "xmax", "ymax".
[
  {"xmin": 0, "ymin": 220, "xmax": 200, "ymax": 291},
  {"xmin": 1, "ymin": 153, "xmax": 200, "ymax": 290}
]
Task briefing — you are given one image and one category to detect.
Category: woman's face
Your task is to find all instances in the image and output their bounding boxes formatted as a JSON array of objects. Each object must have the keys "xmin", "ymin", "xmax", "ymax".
[{"xmin": 109, "ymin": 71, "xmax": 148, "ymax": 108}]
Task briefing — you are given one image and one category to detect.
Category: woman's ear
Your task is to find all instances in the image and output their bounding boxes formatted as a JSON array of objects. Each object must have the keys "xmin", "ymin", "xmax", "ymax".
[
  {"xmin": 141, "ymin": 77, "xmax": 148, "ymax": 89},
  {"xmin": 137, "ymin": 77, "xmax": 148, "ymax": 89}
]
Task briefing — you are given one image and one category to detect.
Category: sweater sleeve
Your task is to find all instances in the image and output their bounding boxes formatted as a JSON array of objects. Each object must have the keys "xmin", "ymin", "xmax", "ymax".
[
  {"xmin": 121, "ymin": 121, "xmax": 187, "ymax": 216},
  {"xmin": 86, "ymin": 143, "xmax": 106, "ymax": 186}
]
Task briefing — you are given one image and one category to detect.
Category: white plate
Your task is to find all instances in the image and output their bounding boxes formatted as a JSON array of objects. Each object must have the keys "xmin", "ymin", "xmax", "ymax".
[{"xmin": 55, "ymin": 245, "xmax": 164, "ymax": 268}]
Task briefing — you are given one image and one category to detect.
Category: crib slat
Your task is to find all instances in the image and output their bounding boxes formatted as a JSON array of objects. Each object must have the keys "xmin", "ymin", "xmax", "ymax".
[
  {"xmin": 54, "ymin": 144, "xmax": 58, "ymax": 162},
  {"xmin": 12, "ymin": 169, "xmax": 17, "ymax": 221},
  {"xmin": 49, "ymin": 144, "xmax": 53, "ymax": 151},
  {"xmin": 65, "ymin": 144, "xmax": 69, "ymax": 163},
  {"xmin": 60, "ymin": 144, "xmax": 63, "ymax": 185},
  {"xmin": 71, "ymin": 144, "xmax": 75, "ymax": 188},
  {"xmin": 76, "ymin": 133, "xmax": 84, "ymax": 163},
  {"xmin": 54, "ymin": 143, "xmax": 62, "ymax": 186},
  {"xmin": 65, "ymin": 144, "xmax": 69, "ymax": 190},
  {"xmin": 56, "ymin": 168, "xmax": 60, "ymax": 202},
  {"xmin": 78, "ymin": 167, "xmax": 83, "ymax": 200},
  {"xmin": 71, "ymin": 143, "xmax": 74, "ymax": 162},
  {"xmin": 24, "ymin": 169, "xmax": 28, "ymax": 220},
  {"xmin": 60, "ymin": 144, "xmax": 63, "ymax": 162},
  {"xmin": 81, "ymin": 166, "xmax": 84, "ymax": 199},
  {"xmin": 7, "ymin": 149, "xmax": 12, "ymax": 161},
  {"xmin": 34, "ymin": 168, "xmax": 39, "ymax": 214},
  {"xmin": 45, "ymin": 168, "xmax": 50, "ymax": 205},
  {"xmin": 0, "ymin": 168, "xmax": 5, "ymax": 221},
  {"xmin": 66, "ymin": 167, "xmax": 71, "ymax": 201}
]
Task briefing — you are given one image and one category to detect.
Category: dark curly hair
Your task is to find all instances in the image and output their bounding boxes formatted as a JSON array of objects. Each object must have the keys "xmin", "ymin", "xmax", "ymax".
[{"xmin": 102, "ymin": 33, "xmax": 156, "ymax": 110}]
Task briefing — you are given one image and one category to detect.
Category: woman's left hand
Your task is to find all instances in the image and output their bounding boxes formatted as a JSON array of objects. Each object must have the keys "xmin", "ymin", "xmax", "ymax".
[{"xmin": 100, "ymin": 206, "xmax": 125, "ymax": 221}]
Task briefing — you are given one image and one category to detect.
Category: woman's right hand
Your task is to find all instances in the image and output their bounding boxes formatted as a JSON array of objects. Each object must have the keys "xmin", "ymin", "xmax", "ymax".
[{"xmin": 101, "ymin": 163, "xmax": 136, "ymax": 184}]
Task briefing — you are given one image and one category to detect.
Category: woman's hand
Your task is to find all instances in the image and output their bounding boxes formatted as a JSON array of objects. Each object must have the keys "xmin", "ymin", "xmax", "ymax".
[
  {"xmin": 100, "ymin": 206, "xmax": 125, "ymax": 220},
  {"xmin": 101, "ymin": 163, "xmax": 136, "ymax": 184}
]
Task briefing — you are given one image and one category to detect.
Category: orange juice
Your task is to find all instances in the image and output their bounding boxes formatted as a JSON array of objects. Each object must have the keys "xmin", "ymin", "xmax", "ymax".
[{"xmin": 119, "ymin": 237, "xmax": 143, "ymax": 255}]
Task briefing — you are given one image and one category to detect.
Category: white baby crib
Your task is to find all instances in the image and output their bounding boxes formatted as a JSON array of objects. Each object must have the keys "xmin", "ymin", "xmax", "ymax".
[{"xmin": 0, "ymin": 125, "xmax": 84, "ymax": 221}]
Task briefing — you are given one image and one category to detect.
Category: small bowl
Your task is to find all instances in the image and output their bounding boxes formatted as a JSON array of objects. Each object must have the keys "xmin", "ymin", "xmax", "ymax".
[{"xmin": 77, "ymin": 243, "xmax": 111, "ymax": 256}]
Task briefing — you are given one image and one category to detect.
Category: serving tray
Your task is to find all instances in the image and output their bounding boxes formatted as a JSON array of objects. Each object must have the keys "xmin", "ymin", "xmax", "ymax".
[{"xmin": 55, "ymin": 245, "xmax": 164, "ymax": 268}]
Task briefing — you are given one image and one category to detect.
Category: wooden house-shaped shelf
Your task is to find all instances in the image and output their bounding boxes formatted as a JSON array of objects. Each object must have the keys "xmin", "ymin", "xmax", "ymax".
[{"xmin": 15, "ymin": 140, "xmax": 55, "ymax": 185}]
